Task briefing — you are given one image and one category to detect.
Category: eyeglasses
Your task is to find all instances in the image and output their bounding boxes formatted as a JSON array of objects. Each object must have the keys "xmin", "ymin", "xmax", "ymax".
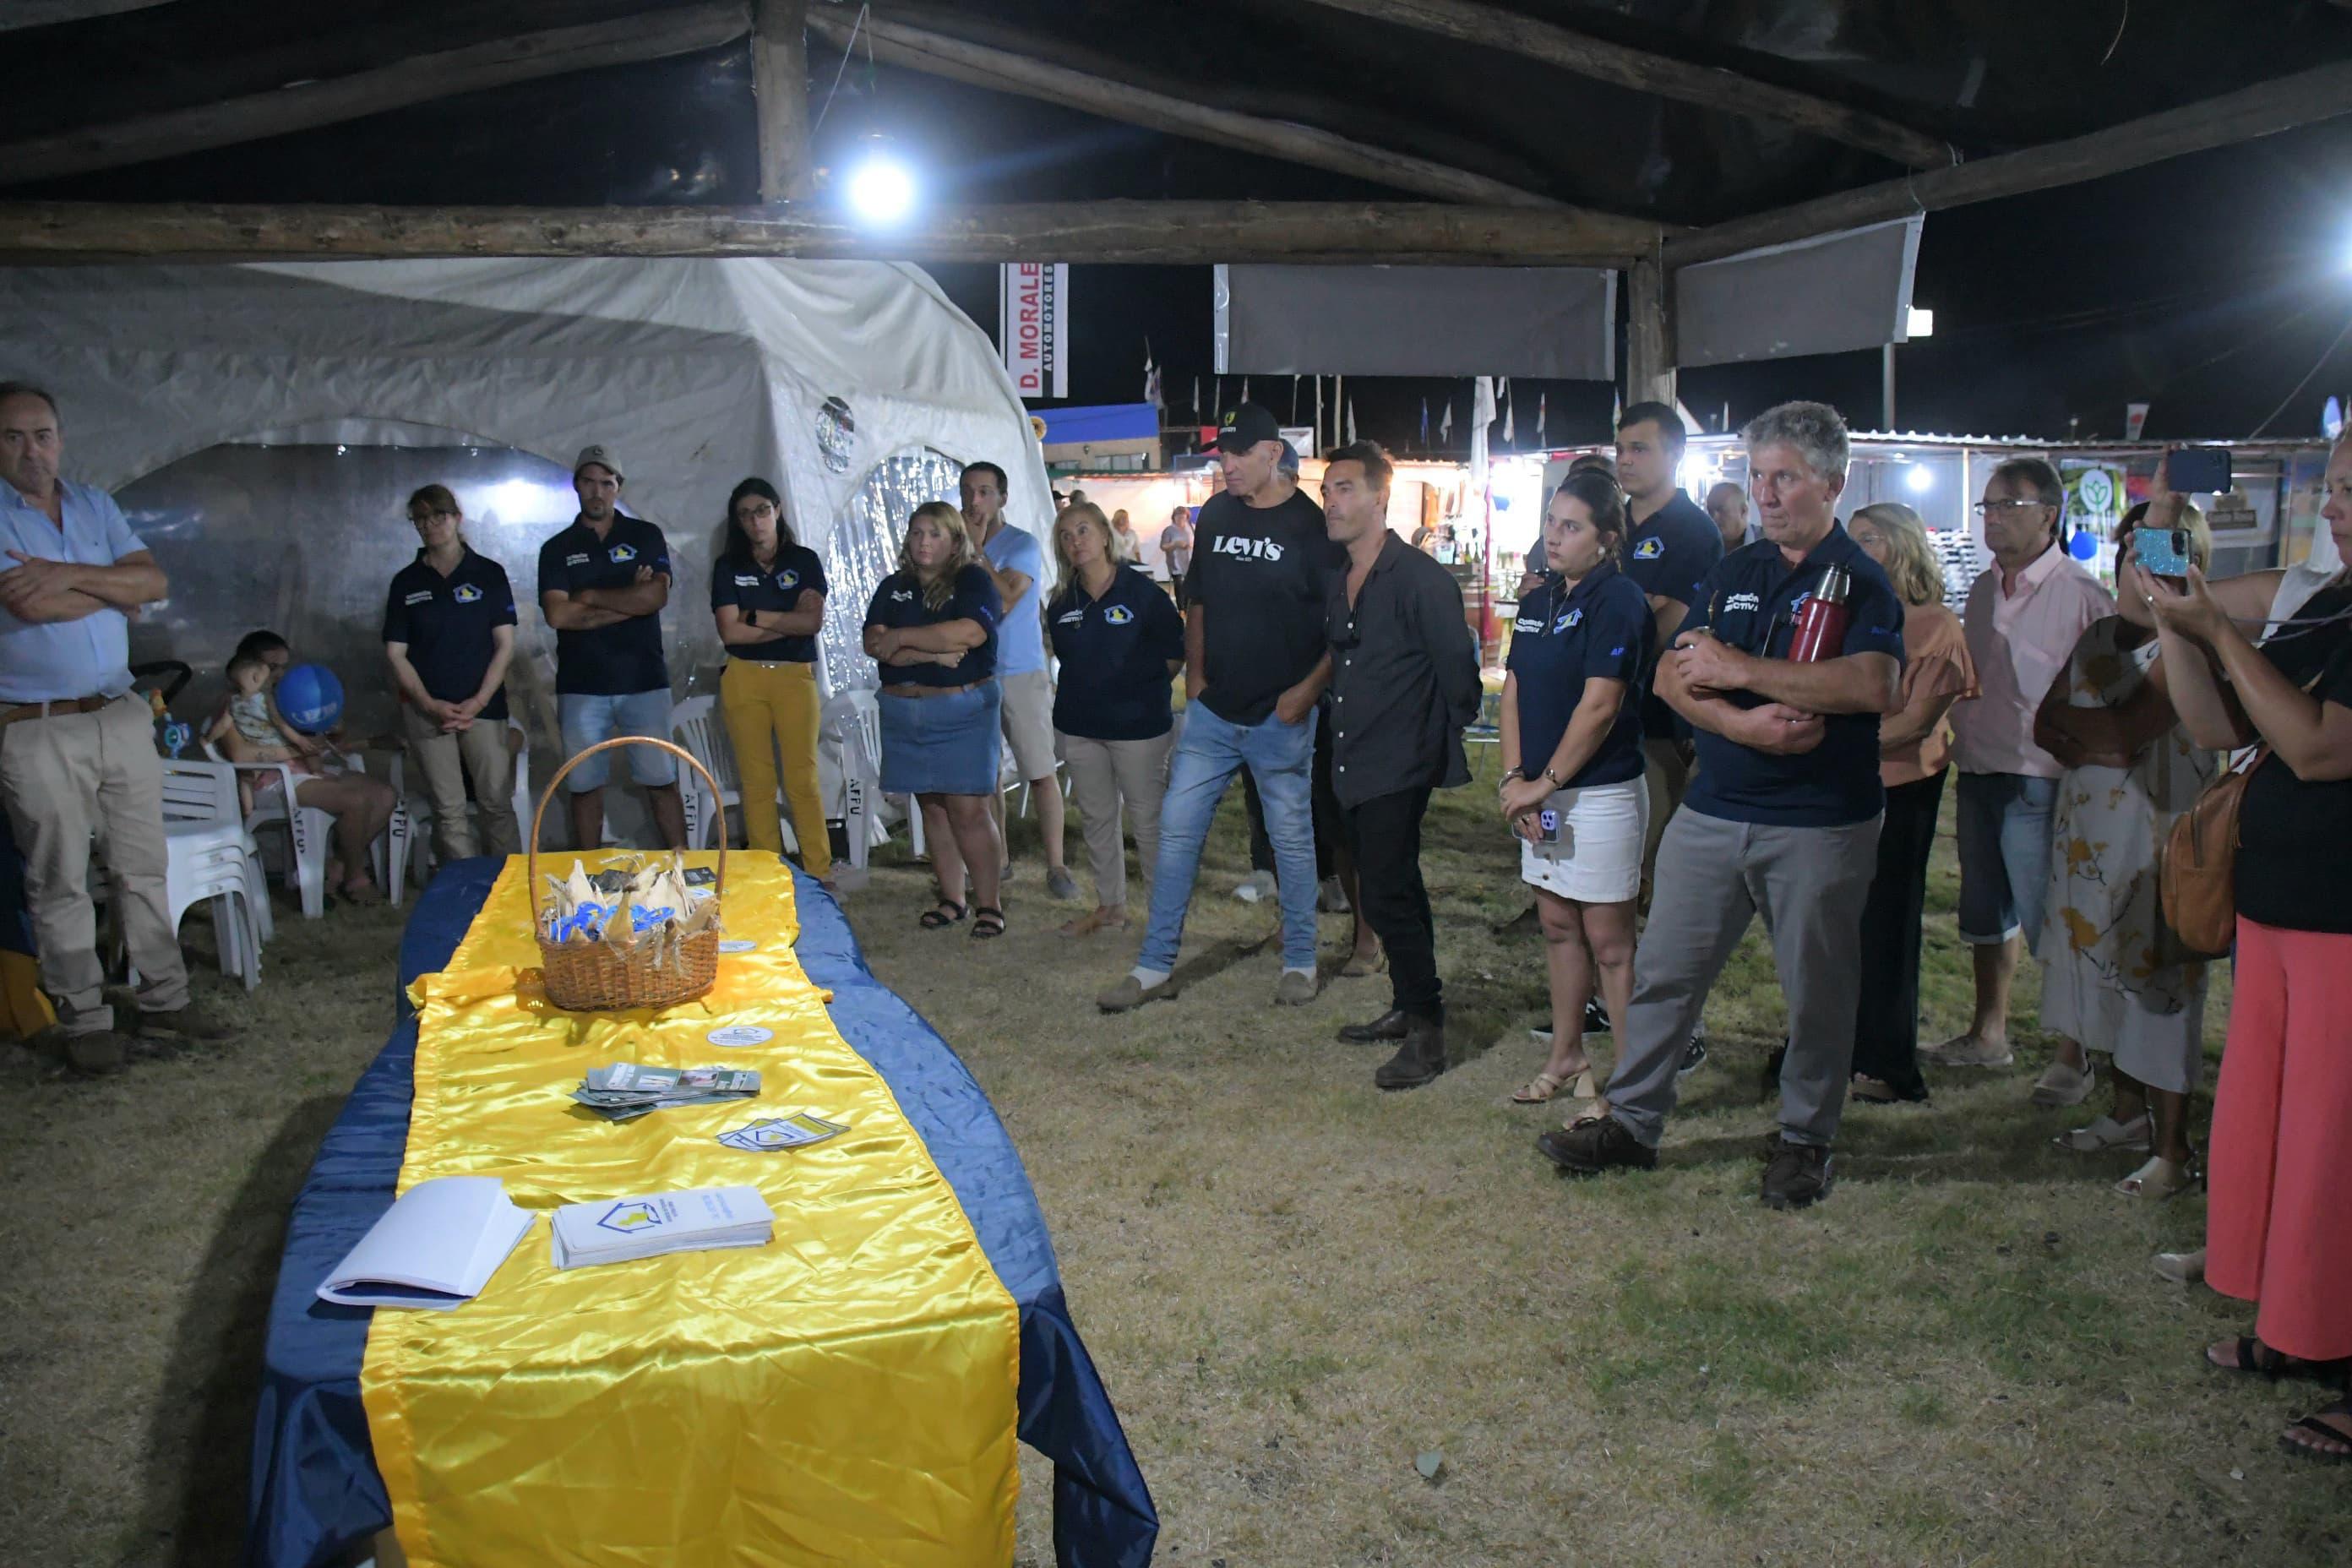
[
  {"xmin": 1972, "ymin": 498, "xmax": 2053, "ymax": 517},
  {"xmin": 411, "ymin": 509, "xmax": 458, "ymax": 523}
]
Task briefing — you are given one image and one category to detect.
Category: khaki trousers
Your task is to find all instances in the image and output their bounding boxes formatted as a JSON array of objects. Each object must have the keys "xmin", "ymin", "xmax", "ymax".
[
  {"xmin": 1638, "ymin": 734, "xmax": 1692, "ymax": 915},
  {"xmin": 400, "ymin": 705, "xmax": 520, "ymax": 863},
  {"xmin": 0, "ymin": 694, "xmax": 187, "ymax": 1031},
  {"xmin": 1056, "ymin": 728, "xmax": 1171, "ymax": 911}
]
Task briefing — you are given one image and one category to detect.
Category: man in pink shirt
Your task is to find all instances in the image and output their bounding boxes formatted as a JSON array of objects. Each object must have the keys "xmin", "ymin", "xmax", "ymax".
[{"xmin": 1926, "ymin": 458, "xmax": 2114, "ymax": 1101}]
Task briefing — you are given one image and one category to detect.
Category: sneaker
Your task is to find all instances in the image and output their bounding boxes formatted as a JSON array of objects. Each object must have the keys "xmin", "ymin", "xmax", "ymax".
[
  {"xmin": 1761, "ymin": 1136, "xmax": 1835, "ymax": 1210},
  {"xmin": 1536, "ymin": 1114, "xmax": 1658, "ymax": 1174},
  {"xmin": 1921, "ymin": 1033, "xmax": 2014, "ymax": 1068},
  {"xmin": 1273, "ymin": 969, "xmax": 1319, "ymax": 1007},
  {"xmin": 137, "ymin": 1004, "xmax": 234, "ymax": 1043},
  {"xmin": 1677, "ymin": 1035, "xmax": 1707, "ymax": 1079},
  {"xmin": 2028, "ymin": 1057, "xmax": 2094, "ymax": 1108},
  {"xmin": 1096, "ymin": 974, "xmax": 1176, "ymax": 1013},
  {"xmin": 1583, "ymin": 996, "xmax": 1611, "ymax": 1034},
  {"xmin": 63, "ymin": 1029, "xmax": 131, "ymax": 1074},
  {"xmin": 1233, "ymin": 870, "xmax": 1277, "ymax": 905},
  {"xmin": 1045, "ymin": 866, "xmax": 1081, "ymax": 902},
  {"xmin": 1317, "ymin": 875, "xmax": 1351, "ymax": 914}
]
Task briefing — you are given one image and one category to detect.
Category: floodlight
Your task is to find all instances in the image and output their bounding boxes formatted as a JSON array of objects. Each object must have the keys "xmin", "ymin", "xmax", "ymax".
[
  {"xmin": 844, "ymin": 139, "xmax": 917, "ymax": 227},
  {"xmin": 1906, "ymin": 307, "xmax": 1935, "ymax": 339},
  {"xmin": 1905, "ymin": 463, "xmax": 1934, "ymax": 494}
]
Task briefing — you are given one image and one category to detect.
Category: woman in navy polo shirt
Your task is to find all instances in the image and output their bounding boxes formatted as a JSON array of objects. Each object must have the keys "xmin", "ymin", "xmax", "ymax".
[
  {"xmin": 863, "ymin": 501, "xmax": 1006, "ymax": 936},
  {"xmin": 1043, "ymin": 502, "xmax": 1184, "ymax": 938},
  {"xmin": 381, "ymin": 483, "xmax": 521, "ymax": 866},
  {"xmin": 1500, "ymin": 468, "xmax": 1654, "ymax": 1108},
  {"xmin": 710, "ymin": 477, "xmax": 833, "ymax": 886}
]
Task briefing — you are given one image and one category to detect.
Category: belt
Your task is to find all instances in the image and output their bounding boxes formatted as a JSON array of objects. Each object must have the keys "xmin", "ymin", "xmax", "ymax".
[
  {"xmin": 0, "ymin": 694, "xmax": 115, "ymax": 727},
  {"xmin": 879, "ymin": 681, "xmax": 987, "ymax": 700}
]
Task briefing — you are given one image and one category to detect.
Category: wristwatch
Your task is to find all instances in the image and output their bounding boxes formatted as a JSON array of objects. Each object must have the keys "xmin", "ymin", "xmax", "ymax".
[{"xmin": 1542, "ymin": 766, "xmax": 1566, "ymax": 787}]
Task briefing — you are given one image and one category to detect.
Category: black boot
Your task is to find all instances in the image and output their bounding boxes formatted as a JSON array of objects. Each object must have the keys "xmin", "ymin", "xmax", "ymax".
[
  {"xmin": 1337, "ymin": 1008, "xmax": 1408, "ymax": 1044},
  {"xmin": 1374, "ymin": 1012, "xmax": 1447, "ymax": 1091}
]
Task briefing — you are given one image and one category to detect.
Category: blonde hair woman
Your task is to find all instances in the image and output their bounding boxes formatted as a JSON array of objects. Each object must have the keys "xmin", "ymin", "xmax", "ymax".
[
  {"xmin": 1839, "ymin": 502, "xmax": 1976, "ymax": 1102},
  {"xmin": 1108, "ymin": 507, "xmax": 1141, "ymax": 563},
  {"xmin": 1044, "ymin": 503, "xmax": 1185, "ymax": 936},
  {"xmin": 863, "ymin": 500, "xmax": 1007, "ymax": 936}
]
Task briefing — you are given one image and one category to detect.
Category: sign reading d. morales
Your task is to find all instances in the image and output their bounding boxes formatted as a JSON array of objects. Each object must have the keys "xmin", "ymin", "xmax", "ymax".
[{"xmin": 999, "ymin": 260, "xmax": 1069, "ymax": 400}]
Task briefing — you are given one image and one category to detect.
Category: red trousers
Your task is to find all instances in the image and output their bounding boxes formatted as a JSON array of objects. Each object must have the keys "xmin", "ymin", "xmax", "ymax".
[{"xmin": 2205, "ymin": 917, "xmax": 2352, "ymax": 1361}]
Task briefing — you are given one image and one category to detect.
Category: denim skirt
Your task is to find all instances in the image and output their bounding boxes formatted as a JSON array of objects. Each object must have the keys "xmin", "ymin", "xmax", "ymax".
[{"xmin": 879, "ymin": 682, "xmax": 1002, "ymax": 796}]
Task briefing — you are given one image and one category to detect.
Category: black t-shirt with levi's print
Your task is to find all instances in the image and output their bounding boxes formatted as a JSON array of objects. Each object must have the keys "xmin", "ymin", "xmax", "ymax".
[{"xmin": 1186, "ymin": 486, "xmax": 1345, "ymax": 726}]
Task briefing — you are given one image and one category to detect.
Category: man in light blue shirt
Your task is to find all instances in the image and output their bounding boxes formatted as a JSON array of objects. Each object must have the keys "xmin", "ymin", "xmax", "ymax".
[
  {"xmin": 0, "ymin": 384, "xmax": 226, "ymax": 1071},
  {"xmin": 961, "ymin": 460, "xmax": 1076, "ymax": 901}
]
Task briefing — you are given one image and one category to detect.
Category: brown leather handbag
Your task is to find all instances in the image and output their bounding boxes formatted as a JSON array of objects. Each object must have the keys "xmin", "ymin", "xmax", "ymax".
[{"xmin": 2160, "ymin": 753, "xmax": 2260, "ymax": 959}]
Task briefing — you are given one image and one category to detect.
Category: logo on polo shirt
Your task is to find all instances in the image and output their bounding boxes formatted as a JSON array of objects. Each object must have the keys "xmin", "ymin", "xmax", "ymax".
[
  {"xmin": 1514, "ymin": 616, "xmax": 1544, "ymax": 633},
  {"xmin": 1102, "ymin": 605, "xmax": 1135, "ymax": 626},
  {"xmin": 403, "ymin": 590, "xmax": 433, "ymax": 606},
  {"xmin": 1633, "ymin": 537, "xmax": 1664, "ymax": 560},
  {"xmin": 1788, "ymin": 590, "xmax": 1812, "ymax": 614},
  {"xmin": 566, "ymin": 553, "xmax": 591, "ymax": 567},
  {"xmin": 452, "ymin": 584, "xmax": 483, "ymax": 604},
  {"xmin": 733, "ymin": 574, "xmax": 760, "ymax": 587},
  {"xmin": 1554, "ymin": 607, "xmax": 1582, "ymax": 633},
  {"xmin": 1211, "ymin": 535, "xmax": 1285, "ymax": 563},
  {"xmin": 609, "ymin": 543, "xmax": 638, "ymax": 564},
  {"xmin": 1723, "ymin": 591, "xmax": 1761, "ymax": 614},
  {"xmin": 776, "ymin": 569, "xmax": 799, "ymax": 590},
  {"xmin": 890, "ymin": 589, "xmax": 914, "ymax": 602},
  {"xmin": 1056, "ymin": 607, "xmax": 1084, "ymax": 625}
]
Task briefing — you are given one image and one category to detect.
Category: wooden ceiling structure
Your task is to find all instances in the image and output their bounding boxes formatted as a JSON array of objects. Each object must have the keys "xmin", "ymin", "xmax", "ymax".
[{"xmin": 5, "ymin": 0, "xmax": 2352, "ymax": 400}]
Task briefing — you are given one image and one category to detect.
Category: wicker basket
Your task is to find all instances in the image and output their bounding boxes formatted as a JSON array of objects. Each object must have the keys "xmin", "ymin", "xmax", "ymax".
[{"xmin": 528, "ymin": 736, "xmax": 727, "ymax": 1012}]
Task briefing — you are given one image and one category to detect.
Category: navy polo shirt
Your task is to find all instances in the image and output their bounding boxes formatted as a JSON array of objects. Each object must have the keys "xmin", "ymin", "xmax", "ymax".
[
  {"xmin": 1046, "ymin": 564, "xmax": 1185, "ymax": 741},
  {"xmin": 537, "ymin": 514, "xmax": 672, "ymax": 695},
  {"xmin": 1622, "ymin": 490, "xmax": 1724, "ymax": 739},
  {"xmin": 1505, "ymin": 562, "xmax": 1652, "ymax": 789},
  {"xmin": 381, "ymin": 547, "xmax": 519, "ymax": 721},
  {"xmin": 709, "ymin": 544, "xmax": 827, "ymax": 663},
  {"xmin": 863, "ymin": 564, "xmax": 1001, "ymax": 689},
  {"xmin": 1680, "ymin": 525, "xmax": 1907, "ymax": 828}
]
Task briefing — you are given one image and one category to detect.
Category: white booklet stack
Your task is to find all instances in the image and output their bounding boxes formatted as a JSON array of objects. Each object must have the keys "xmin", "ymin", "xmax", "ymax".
[
  {"xmin": 549, "ymin": 1185, "xmax": 776, "ymax": 1270},
  {"xmin": 317, "ymin": 1176, "xmax": 536, "ymax": 1310}
]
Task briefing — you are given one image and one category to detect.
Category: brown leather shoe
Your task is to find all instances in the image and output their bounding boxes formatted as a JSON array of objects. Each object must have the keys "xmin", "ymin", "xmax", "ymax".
[
  {"xmin": 1337, "ymin": 1008, "xmax": 1407, "ymax": 1044},
  {"xmin": 1373, "ymin": 1013, "xmax": 1446, "ymax": 1091},
  {"xmin": 1536, "ymin": 1113, "xmax": 1658, "ymax": 1174},
  {"xmin": 1761, "ymin": 1136, "xmax": 1835, "ymax": 1210}
]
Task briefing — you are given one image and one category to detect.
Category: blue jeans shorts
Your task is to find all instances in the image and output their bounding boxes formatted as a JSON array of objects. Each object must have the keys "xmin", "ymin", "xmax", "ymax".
[
  {"xmin": 1954, "ymin": 770, "xmax": 2058, "ymax": 950},
  {"xmin": 558, "ymin": 690, "xmax": 678, "ymax": 792}
]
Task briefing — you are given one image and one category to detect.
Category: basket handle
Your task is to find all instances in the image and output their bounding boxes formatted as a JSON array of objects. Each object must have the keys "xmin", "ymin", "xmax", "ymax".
[{"xmin": 527, "ymin": 735, "xmax": 727, "ymax": 928}]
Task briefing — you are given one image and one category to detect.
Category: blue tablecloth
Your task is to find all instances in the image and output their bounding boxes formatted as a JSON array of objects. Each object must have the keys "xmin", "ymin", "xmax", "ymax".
[{"xmin": 246, "ymin": 858, "xmax": 1156, "ymax": 1568}]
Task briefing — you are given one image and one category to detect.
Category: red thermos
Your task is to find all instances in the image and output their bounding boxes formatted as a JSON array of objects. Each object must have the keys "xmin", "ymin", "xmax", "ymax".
[{"xmin": 1786, "ymin": 564, "xmax": 1852, "ymax": 662}]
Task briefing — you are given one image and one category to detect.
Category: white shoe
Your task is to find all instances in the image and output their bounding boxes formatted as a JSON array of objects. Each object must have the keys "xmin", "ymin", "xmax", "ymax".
[{"xmin": 1233, "ymin": 869, "xmax": 1276, "ymax": 905}]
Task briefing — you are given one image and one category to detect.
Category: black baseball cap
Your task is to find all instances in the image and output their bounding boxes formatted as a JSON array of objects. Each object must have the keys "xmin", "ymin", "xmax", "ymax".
[{"xmin": 1212, "ymin": 401, "xmax": 1282, "ymax": 453}]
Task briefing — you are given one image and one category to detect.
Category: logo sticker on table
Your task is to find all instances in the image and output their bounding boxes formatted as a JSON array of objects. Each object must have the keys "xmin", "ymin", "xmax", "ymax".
[
  {"xmin": 717, "ymin": 939, "xmax": 756, "ymax": 953},
  {"xmin": 708, "ymin": 1025, "xmax": 774, "ymax": 1048}
]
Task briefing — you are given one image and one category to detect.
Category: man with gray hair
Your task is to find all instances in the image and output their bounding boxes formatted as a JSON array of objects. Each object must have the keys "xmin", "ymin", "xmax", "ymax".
[
  {"xmin": 1926, "ymin": 456, "xmax": 2112, "ymax": 1102},
  {"xmin": 1538, "ymin": 400, "xmax": 1905, "ymax": 1209}
]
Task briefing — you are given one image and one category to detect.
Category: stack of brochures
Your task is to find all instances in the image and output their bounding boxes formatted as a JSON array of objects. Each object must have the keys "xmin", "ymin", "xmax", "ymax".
[
  {"xmin": 571, "ymin": 1062, "xmax": 760, "ymax": 1122},
  {"xmin": 316, "ymin": 1176, "xmax": 535, "ymax": 1310},
  {"xmin": 549, "ymin": 1185, "xmax": 776, "ymax": 1270}
]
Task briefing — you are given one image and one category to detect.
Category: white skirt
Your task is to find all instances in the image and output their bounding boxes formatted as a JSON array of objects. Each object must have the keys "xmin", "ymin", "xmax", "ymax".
[{"xmin": 1519, "ymin": 778, "xmax": 1648, "ymax": 904}]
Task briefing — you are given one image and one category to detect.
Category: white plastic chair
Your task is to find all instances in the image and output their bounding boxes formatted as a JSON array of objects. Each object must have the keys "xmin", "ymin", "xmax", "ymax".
[
  {"xmin": 160, "ymin": 822, "xmax": 263, "ymax": 990},
  {"xmin": 671, "ymin": 695, "xmax": 746, "ymax": 852},
  {"xmin": 202, "ymin": 740, "xmax": 340, "ymax": 919},
  {"xmin": 156, "ymin": 758, "xmax": 274, "ymax": 945},
  {"xmin": 820, "ymin": 690, "xmax": 899, "ymax": 869},
  {"xmin": 390, "ymin": 719, "xmax": 531, "ymax": 889}
]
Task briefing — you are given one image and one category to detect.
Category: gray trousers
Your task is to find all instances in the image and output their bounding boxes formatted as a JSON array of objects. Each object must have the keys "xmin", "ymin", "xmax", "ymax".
[{"xmin": 1604, "ymin": 806, "xmax": 1882, "ymax": 1150}]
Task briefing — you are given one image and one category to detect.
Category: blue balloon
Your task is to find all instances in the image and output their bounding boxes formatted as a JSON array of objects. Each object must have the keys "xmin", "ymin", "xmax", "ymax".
[
  {"xmin": 275, "ymin": 663, "xmax": 345, "ymax": 734},
  {"xmin": 2068, "ymin": 525, "xmax": 2098, "ymax": 562}
]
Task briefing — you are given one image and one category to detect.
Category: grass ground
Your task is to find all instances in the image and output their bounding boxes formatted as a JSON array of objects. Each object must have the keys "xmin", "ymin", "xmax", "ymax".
[{"xmin": 3, "ymin": 749, "xmax": 2347, "ymax": 1565}]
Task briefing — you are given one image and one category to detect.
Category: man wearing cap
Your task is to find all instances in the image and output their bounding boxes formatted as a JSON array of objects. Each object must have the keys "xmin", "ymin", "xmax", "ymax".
[
  {"xmin": 0, "ymin": 382, "xmax": 227, "ymax": 1072},
  {"xmin": 960, "ymin": 460, "xmax": 1076, "ymax": 901},
  {"xmin": 537, "ymin": 444, "xmax": 687, "ymax": 850},
  {"xmin": 1098, "ymin": 403, "xmax": 1345, "ymax": 1012}
]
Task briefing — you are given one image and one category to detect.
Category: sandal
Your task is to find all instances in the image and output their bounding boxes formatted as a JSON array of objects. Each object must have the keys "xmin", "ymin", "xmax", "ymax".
[
  {"xmin": 970, "ymin": 906, "xmax": 1006, "ymax": 940},
  {"xmin": 2114, "ymin": 1153, "xmax": 2198, "ymax": 1200},
  {"xmin": 1511, "ymin": 1068, "xmax": 1595, "ymax": 1106},
  {"xmin": 2206, "ymin": 1336, "xmax": 2352, "ymax": 1382},
  {"xmin": 2282, "ymin": 1399, "xmax": 2352, "ymax": 1464},
  {"xmin": 919, "ymin": 899, "xmax": 967, "ymax": 929},
  {"xmin": 2051, "ymin": 1113, "xmax": 2153, "ymax": 1154},
  {"xmin": 1339, "ymin": 947, "xmax": 1388, "ymax": 978}
]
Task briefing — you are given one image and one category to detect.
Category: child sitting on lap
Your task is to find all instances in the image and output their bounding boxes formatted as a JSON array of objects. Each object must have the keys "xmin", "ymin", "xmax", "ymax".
[{"xmin": 207, "ymin": 653, "xmax": 332, "ymax": 812}]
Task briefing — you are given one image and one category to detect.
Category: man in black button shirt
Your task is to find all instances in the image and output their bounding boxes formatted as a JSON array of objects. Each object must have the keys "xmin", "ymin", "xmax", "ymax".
[
  {"xmin": 1318, "ymin": 444, "xmax": 1482, "ymax": 1089},
  {"xmin": 1097, "ymin": 404, "xmax": 1344, "ymax": 1013},
  {"xmin": 1539, "ymin": 402, "xmax": 1903, "ymax": 1210},
  {"xmin": 536, "ymin": 444, "xmax": 688, "ymax": 851}
]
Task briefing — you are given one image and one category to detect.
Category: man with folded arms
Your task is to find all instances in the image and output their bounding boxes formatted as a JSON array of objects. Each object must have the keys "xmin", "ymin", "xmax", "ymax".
[
  {"xmin": 0, "ymin": 383, "xmax": 227, "ymax": 1072},
  {"xmin": 1538, "ymin": 401, "xmax": 1903, "ymax": 1210}
]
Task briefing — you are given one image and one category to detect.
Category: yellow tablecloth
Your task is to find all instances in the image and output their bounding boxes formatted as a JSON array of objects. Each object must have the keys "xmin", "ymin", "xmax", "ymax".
[{"xmin": 361, "ymin": 852, "xmax": 1021, "ymax": 1567}]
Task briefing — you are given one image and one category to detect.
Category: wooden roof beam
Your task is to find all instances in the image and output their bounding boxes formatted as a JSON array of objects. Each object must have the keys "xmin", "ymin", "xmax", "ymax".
[
  {"xmin": 808, "ymin": 5, "xmax": 1628, "ymax": 219},
  {"xmin": 1298, "ymin": 0, "xmax": 1953, "ymax": 171},
  {"xmin": 0, "ymin": 199, "xmax": 1658, "ymax": 266},
  {"xmin": 1664, "ymin": 57, "xmax": 2352, "ymax": 268},
  {"xmin": 0, "ymin": 2, "xmax": 753, "ymax": 186}
]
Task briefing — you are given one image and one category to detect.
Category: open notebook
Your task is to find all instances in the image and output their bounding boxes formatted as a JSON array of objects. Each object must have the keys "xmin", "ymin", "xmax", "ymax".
[{"xmin": 318, "ymin": 1176, "xmax": 536, "ymax": 1310}]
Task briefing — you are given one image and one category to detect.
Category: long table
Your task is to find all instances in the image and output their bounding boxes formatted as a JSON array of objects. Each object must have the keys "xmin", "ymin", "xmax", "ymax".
[{"xmin": 247, "ymin": 858, "xmax": 1157, "ymax": 1567}]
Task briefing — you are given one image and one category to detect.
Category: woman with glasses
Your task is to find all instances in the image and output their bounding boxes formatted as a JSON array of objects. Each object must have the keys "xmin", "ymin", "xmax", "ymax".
[
  {"xmin": 710, "ymin": 477, "xmax": 834, "ymax": 886},
  {"xmin": 2036, "ymin": 503, "xmax": 2216, "ymax": 1196},
  {"xmin": 381, "ymin": 484, "xmax": 521, "ymax": 866}
]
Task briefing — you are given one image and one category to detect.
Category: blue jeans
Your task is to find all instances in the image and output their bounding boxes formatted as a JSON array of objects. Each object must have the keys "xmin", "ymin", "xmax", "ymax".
[
  {"xmin": 1954, "ymin": 770, "xmax": 2058, "ymax": 951},
  {"xmin": 1139, "ymin": 703, "xmax": 1319, "ymax": 974},
  {"xmin": 558, "ymin": 689, "xmax": 678, "ymax": 792}
]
